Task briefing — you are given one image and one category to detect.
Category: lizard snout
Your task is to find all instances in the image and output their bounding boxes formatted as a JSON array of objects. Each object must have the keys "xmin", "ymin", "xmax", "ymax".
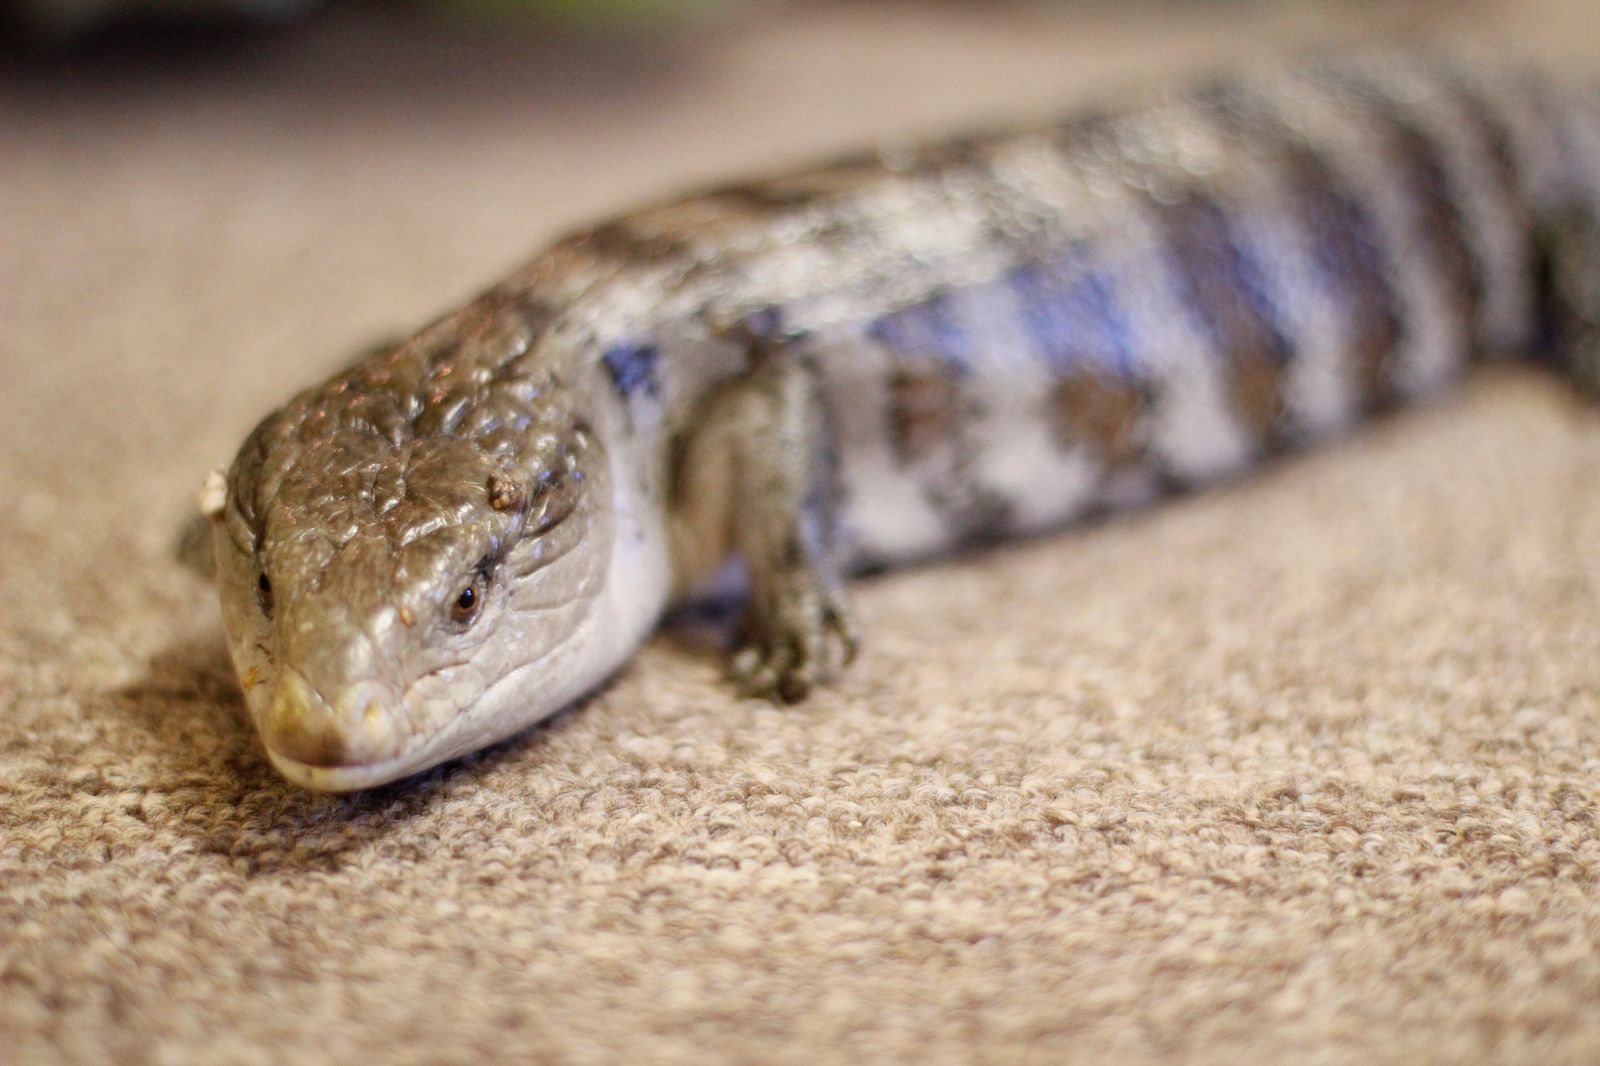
[{"xmin": 262, "ymin": 669, "xmax": 402, "ymax": 772}]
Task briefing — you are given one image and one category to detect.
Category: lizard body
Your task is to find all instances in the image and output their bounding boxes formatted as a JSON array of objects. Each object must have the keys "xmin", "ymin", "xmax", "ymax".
[{"xmin": 208, "ymin": 56, "xmax": 1600, "ymax": 791}]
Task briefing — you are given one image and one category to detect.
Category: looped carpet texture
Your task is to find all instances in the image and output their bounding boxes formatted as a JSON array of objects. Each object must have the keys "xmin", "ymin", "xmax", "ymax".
[{"xmin": 5, "ymin": 2, "xmax": 1600, "ymax": 1062}]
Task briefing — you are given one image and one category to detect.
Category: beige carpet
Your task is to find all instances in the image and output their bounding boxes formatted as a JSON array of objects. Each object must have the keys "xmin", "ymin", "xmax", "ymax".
[{"xmin": 6, "ymin": 2, "xmax": 1600, "ymax": 1062}]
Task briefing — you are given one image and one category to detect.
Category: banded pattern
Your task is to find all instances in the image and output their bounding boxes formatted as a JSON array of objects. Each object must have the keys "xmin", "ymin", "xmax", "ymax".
[
  {"xmin": 216, "ymin": 54, "xmax": 1600, "ymax": 791},
  {"xmin": 553, "ymin": 57, "xmax": 1599, "ymax": 570}
]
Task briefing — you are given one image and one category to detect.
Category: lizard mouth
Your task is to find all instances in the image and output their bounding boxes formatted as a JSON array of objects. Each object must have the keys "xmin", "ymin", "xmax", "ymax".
[
  {"xmin": 239, "ymin": 577, "xmax": 608, "ymax": 791},
  {"xmin": 253, "ymin": 658, "xmax": 528, "ymax": 792},
  {"xmin": 263, "ymin": 745, "xmax": 435, "ymax": 793},
  {"xmin": 250, "ymin": 654, "xmax": 488, "ymax": 790}
]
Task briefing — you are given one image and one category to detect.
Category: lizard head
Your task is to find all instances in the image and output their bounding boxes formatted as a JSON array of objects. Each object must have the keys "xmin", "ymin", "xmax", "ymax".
[{"xmin": 209, "ymin": 316, "xmax": 651, "ymax": 791}]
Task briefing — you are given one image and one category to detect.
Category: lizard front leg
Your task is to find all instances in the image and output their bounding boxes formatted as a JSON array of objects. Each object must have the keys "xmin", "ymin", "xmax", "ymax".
[{"xmin": 668, "ymin": 350, "xmax": 859, "ymax": 702}]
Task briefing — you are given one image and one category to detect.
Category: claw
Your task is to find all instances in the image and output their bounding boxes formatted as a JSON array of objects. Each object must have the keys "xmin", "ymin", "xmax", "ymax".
[
  {"xmin": 826, "ymin": 596, "xmax": 861, "ymax": 667},
  {"xmin": 729, "ymin": 574, "xmax": 859, "ymax": 703}
]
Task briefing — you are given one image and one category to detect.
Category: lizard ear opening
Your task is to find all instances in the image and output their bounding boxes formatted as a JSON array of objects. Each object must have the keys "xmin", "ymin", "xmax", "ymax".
[
  {"xmin": 526, "ymin": 464, "xmax": 583, "ymax": 535},
  {"xmin": 487, "ymin": 433, "xmax": 586, "ymax": 538}
]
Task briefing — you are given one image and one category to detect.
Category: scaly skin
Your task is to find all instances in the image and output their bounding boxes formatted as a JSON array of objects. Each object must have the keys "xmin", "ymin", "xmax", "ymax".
[
  {"xmin": 213, "ymin": 289, "xmax": 673, "ymax": 789},
  {"xmin": 209, "ymin": 56, "xmax": 1600, "ymax": 791}
]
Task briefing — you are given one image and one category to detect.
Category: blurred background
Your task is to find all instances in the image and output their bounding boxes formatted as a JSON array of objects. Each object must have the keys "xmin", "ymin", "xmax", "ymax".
[{"xmin": 3, "ymin": 0, "xmax": 1597, "ymax": 540}]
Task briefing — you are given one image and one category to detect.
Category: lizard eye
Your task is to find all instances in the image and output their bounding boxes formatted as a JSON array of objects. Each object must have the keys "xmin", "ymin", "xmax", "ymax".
[
  {"xmin": 257, "ymin": 572, "xmax": 274, "ymax": 617},
  {"xmin": 450, "ymin": 574, "xmax": 485, "ymax": 626}
]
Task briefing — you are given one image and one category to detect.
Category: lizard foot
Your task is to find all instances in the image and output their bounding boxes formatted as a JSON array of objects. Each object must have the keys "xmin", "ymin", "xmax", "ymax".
[{"xmin": 730, "ymin": 570, "xmax": 860, "ymax": 703}]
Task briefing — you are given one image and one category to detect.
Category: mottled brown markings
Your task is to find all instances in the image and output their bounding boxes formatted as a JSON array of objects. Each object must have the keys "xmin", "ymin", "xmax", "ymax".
[
  {"xmin": 572, "ymin": 219, "xmax": 697, "ymax": 268},
  {"xmin": 959, "ymin": 147, "xmax": 1084, "ymax": 263},
  {"xmin": 573, "ymin": 162, "xmax": 900, "ymax": 316},
  {"xmin": 485, "ymin": 288, "xmax": 558, "ymax": 350},
  {"xmin": 1046, "ymin": 109, "xmax": 1148, "ymax": 208},
  {"xmin": 748, "ymin": 135, "xmax": 1043, "ymax": 266},
  {"xmin": 720, "ymin": 152, "xmax": 900, "ymax": 220},
  {"xmin": 1050, "ymin": 369, "xmax": 1147, "ymax": 466},
  {"xmin": 887, "ymin": 368, "xmax": 962, "ymax": 465}
]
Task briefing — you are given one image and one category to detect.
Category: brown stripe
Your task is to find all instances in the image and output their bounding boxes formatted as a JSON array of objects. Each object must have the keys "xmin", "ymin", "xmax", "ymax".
[
  {"xmin": 709, "ymin": 146, "xmax": 905, "ymax": 211},
  {"xmin": 1429, "ymin": 67, "xmax": 1542, "ymax": 347},
  {"xmin": 906, "ymin": 131, "xmax": 999, "ymax": 174},
  {"xmin": 708, "ymin": 180, "xmax": 832, "ymax": 211},
  {"xmin": 1050, "ymin": 369, "xmax": 1146, "ymax": 466},
  {"xmin": 1335, "ymin": 73, "xmax": 1484, "ymax": 335},
  {"xmin": 1431, "ymin": 68, "xmax": 1528, "ymax": 214},
  {"xmin": 1202, "ymin": 82, "xmax": 1406, "ymax": 409},
  {"xmin": 1294, "ymin": 145, "xmax": 1404, "ymax": 405},
  {"xmin": 1053, "ymin": 108, "xmax": 1120, "ymax": 154},
  {"xmin": 569, "ymin": 219, "xmax": 697, "ymax": 267},
  {"xmin": 885, "ymin": 364, "xmax": 1008, "ymax": 548},
  {"xmin": 1059, "ymin": 91, "xmax": 1294, "ymax": 440},
  {"xmin": 1144, "ymin": 187, "xmax": 1292, "ymax": 442},
  {"xmin": 887, "ymin": 369, "xmax": 962, "ymax": 465}
]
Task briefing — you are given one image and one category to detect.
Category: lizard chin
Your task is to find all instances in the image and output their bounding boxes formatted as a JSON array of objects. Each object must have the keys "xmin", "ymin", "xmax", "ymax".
[
  {"xmin": 252, "ymin": 674, "xmax": 505, "ymax": 793},
  {"xmin": 248, "ymin": 621, "xmax": 631, "ymax": 792},
  {"xmin": 264, "ymin": 745, "xmax": 438, "ymax": 793}
]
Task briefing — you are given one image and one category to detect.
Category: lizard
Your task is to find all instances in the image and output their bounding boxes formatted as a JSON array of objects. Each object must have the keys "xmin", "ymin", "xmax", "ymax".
[{"xmin": 200, "ymin": 55, "xmax": 1600, "ymax": 792}]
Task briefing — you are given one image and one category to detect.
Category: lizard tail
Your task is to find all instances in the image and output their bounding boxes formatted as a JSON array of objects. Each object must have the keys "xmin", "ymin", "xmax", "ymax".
[
  {"xmin": 1530, "ymin": 80, "xmax": 1600, "ymax": 394},
  {"xmin": 1539, "ymin": 205, "xmax": 1600, "ymax": 394}
]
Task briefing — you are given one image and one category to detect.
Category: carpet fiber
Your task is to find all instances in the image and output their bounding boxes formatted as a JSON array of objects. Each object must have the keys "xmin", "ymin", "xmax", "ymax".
[{"xmin": 6, "ymin": 2, "xmax": 1600, "ymax": 1062}]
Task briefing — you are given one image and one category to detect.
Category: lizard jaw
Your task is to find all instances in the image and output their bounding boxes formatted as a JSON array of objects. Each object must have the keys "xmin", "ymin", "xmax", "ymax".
[
  {"xmin": 264, "ymin": 745, "xmax": 435, "ymax": 793},
  {"xmin": 255, "ymin": 643, "xmax": 586, "ymax": 792}
]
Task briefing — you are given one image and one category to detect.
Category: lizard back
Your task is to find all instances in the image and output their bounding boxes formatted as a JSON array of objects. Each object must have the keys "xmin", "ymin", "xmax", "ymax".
[
  {"xmin": 542, "ymin": 56, "xmax": 1600, "ymax": 571},
  {"xmin": 212, "ymin": 53, "xmax": 1600, "ymax": 790}
]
